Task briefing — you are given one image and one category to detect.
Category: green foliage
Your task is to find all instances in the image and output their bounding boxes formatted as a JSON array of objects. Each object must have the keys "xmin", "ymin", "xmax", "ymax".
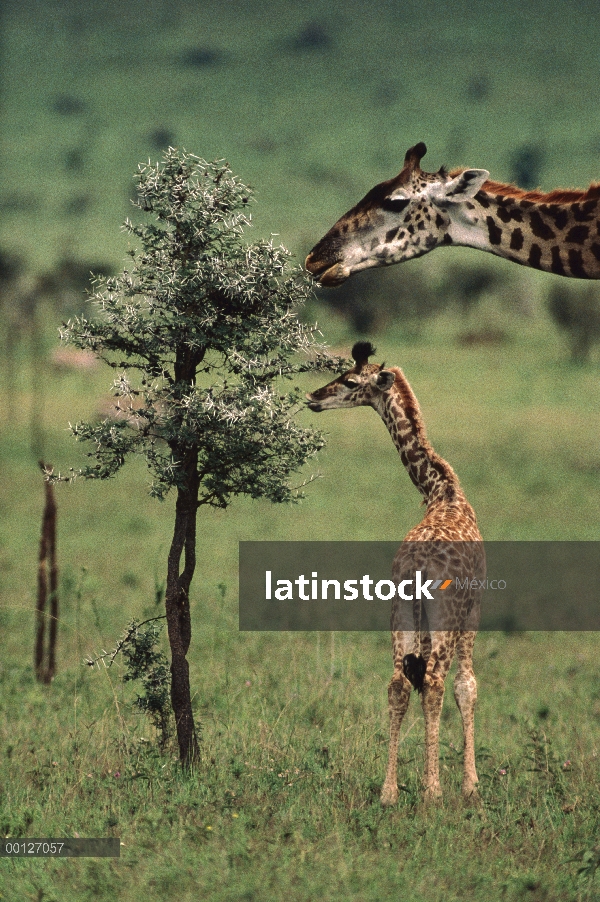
[
  {"xmin": 58, "ymin": 149, "xmax": 344, "ymax": 503},
  {"xmin": 121, "ymin": 619, "xmax": 172, "ymax": 747},
  {"xmin": 86, "ymin": 618, "xmax": 172, "ymax": 748}
]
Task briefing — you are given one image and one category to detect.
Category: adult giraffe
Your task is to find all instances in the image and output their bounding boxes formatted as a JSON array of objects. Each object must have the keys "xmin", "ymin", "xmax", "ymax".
[{"xmin": 305, "ymin": 142, "xmax": 600, "ymax": 284}]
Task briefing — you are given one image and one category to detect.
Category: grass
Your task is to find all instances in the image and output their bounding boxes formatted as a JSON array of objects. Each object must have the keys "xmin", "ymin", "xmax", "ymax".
[
  {"xmin": 1, "ymin": 310, "xmax": 600, "ymax": 900},
  {"xmin": 1, "ymin": 629, "xmax": 599, "ymax": 901}
]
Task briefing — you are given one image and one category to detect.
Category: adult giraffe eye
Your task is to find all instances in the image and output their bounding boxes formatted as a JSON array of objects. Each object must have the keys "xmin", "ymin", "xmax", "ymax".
[
  {"xmin": 383, "ymin": 198, "xmax": 410, "ymax": 213},
  {"xmin": 342, "ymin": 379, "xmax": 358, "ymax": 389}
]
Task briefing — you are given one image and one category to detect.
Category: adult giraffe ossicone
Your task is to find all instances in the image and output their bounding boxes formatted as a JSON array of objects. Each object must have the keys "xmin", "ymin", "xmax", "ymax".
[
  {"xmin": 305, "ymin": 142, "xmax": 600, "ymax": 284},
  {"xmin": 307, "ymin": 341, "xmax": 484, "ymax": 803}
]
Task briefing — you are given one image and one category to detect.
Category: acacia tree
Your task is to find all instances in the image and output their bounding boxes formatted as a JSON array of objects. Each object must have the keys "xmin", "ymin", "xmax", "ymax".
[{"xmin": 56, "ymin": 150, "xmax": 343, "ymax": 766}]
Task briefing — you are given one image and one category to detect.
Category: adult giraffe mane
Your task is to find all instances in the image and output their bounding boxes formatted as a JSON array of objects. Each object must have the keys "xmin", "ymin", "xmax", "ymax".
[{"xmin": 449, "ymin": 168, "xmax": 600, "ymax": 205}]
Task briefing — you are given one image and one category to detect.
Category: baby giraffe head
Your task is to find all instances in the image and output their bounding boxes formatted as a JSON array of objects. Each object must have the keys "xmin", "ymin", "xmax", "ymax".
[{"xmin": 306, "ymin": 341, "xmax": 396, "ymax": 411}]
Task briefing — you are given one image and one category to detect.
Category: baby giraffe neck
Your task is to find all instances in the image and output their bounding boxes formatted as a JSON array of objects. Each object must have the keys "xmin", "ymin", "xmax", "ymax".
[{"xmin": 376, "ymin": 370, "xmax": 459, "ymax": 505}]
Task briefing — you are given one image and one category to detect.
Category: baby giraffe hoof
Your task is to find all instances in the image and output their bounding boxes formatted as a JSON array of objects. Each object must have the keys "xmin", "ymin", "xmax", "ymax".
[
  {"xmin": 380, "ymin": 784, "xmax": 399, "ymax": 807},
  {"xmin": 462, "ymin": 785, "xmax": 481, "ymax": 806},
  {"xmin": 423, "ymin": 786, "xmax": 443, "ymax": 804}
]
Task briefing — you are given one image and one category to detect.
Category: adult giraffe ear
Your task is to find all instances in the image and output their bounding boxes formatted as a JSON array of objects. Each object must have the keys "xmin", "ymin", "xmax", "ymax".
[
  {"xmin": 432, "ymin": 169, "xmax": 489, "ymax": 203},
  {"xmin": 374, "ymin": 370, "xmax": 396, "ymax": 391}
]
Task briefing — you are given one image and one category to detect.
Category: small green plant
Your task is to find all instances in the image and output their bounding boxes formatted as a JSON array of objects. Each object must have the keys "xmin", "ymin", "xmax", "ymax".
[
  {"xmin": 524, "ymin": 723, "xmax": 567, "ymax": 797},
  {"xmin": 86, "ymin": 617, "xmax": 171, "ymax": 748},
  {"xmin": 55, "ymin": 149, "xmax": 344, "ymax": 766}
]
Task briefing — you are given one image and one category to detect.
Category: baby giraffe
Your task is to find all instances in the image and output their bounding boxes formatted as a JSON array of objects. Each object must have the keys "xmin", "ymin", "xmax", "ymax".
[{"xmin": 307, "ymin": 342, "xmax": 484, "ymax": 803}]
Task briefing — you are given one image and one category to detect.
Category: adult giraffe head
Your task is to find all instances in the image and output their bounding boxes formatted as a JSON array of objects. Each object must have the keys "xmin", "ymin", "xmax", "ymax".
[
  {"xmin": 305, "ymin": 143, "xmax": 489, "ymax": 285},
  {"xmin": 306, "ymin": 142, "xmax": 600, "ymax": 282}
]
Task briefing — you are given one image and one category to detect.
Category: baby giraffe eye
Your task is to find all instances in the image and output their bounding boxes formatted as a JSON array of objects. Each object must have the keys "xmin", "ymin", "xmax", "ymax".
[{"xmin": 342, "ymin": 378, "xmax": 359, "ymax": 389}]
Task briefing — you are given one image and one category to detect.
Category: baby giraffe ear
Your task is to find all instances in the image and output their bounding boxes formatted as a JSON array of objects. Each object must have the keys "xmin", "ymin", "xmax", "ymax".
[
  {"xmin": 433, "ymin": 169, "xmax": 489, "ymax": 203},
  {"xmin": 374, "ymin": 370, "xmax": 396, "ymax": 391}
]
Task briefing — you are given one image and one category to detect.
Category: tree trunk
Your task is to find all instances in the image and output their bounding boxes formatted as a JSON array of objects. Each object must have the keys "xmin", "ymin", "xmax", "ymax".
[{"xmin": 164, "ymin": 448, "xmax": 201, "ymax": 767}]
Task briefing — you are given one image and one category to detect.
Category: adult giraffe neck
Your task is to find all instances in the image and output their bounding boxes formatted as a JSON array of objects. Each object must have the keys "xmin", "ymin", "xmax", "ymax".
[{"xmin": 448, "ymin": 184, "xmax": 600, "ymax": 278}]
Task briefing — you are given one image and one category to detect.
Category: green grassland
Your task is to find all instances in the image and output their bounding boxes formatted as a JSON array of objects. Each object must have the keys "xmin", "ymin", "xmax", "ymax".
[{"xmin": 2, "ymin": 0, "xmax": 600, "ymax": 898}]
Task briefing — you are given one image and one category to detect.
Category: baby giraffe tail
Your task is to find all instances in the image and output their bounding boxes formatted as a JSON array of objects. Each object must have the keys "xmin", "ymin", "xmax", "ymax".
[{"xmin": 402, "ymin": 654, "xmax": 426, "ymax": 692}]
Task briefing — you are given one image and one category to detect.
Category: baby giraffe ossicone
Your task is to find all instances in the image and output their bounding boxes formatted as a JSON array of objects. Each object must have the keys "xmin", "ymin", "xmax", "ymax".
[{"xmin": 307, "ymin": 342, "xmax": 484, "ymax": 802}]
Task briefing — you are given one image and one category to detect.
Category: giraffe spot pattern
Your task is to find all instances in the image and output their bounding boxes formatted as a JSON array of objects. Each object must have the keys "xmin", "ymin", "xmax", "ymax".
[
  {"xmin": 545, "ymin": 206, "xmax": 569, "ymax": 230},
  {"xmin": 568, "ymin": 248, "xmax": 588, "ymax": 277},
  {"xmin": 565, "ymin": 225, "xmax": 590, "ymax": 244},
  {"xmin": 551, "ymin": 246, "xmax": 566, "ymax": 275},
  {"xmin": 486, "ymin": 216, "xmax": 502, "ymax": 245},
  {"xmin": 529, "ymin": 211, "xmax": 555, "ymax": 241},
  {"xmin": 528, "ymin": 244, "xmax": 543, "ymax": 268},
  {"xmin": 509, "ymin": 228, "xmax": 524, "ymax": 251},
  {"xmin": 497, "ymin": 205, "xmax": 523, "ymax": 224},
  {"xmin": 572, "ymin": 201, "xmax": 597, "ymax": 222},
  {"xmin": 591, "ymin": 243, "xmax": 600, "ymax": 261}
]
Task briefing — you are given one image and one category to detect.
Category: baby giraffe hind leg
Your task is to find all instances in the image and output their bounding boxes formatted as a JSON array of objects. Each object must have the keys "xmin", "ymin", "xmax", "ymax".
[
  {"xmin": 421, "ymin": 633, "xmax": 459, "ymax": 801},
  {"xmin": 453, "ymin": 631, "xmax": 479, "ymax": 799},
  {"xmin": 380, "ymin": 633, "xmax": 412, "ymax": 806}
]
